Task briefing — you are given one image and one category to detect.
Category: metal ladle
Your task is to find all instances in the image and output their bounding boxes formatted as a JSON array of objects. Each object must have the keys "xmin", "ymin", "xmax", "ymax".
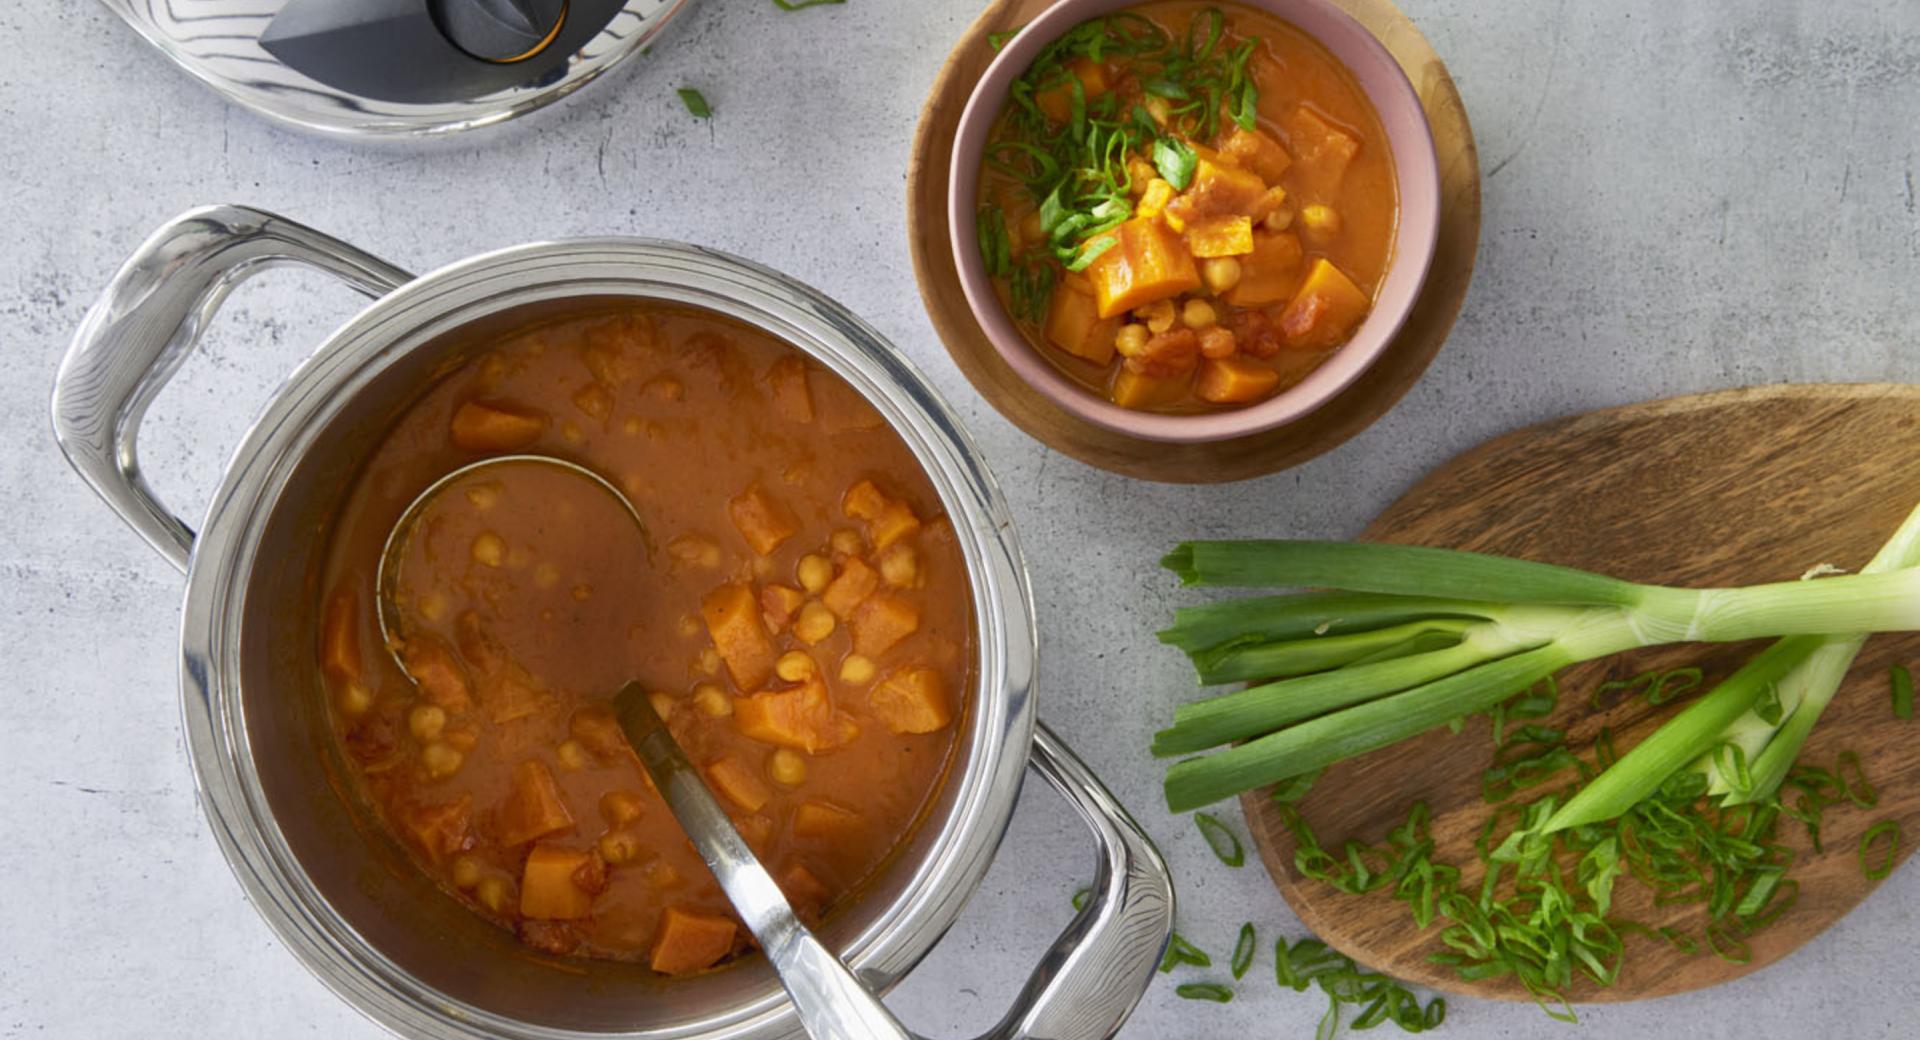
[{"xmin": 377, "ymin": 454, "xmax": 916, "ymax": 1040}]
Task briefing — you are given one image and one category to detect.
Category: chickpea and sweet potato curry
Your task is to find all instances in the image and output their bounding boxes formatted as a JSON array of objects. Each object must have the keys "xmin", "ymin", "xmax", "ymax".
[
  {"xmin": 317, "ymin": 305, "xmax": 970, "ymax": 974},
  {"xmin": 976, "ymin": 1, "xmax": 1398, "ymax": 412}
]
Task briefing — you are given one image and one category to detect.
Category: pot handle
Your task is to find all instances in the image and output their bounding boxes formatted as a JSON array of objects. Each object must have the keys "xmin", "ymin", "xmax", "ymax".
[
  {"xmin": 50, "ymin": 204, "xmax": 413, "ymax": 573},
  {"xmin": 971, "ymin": 721, "xmax": 1175, "ymax": 1040}
]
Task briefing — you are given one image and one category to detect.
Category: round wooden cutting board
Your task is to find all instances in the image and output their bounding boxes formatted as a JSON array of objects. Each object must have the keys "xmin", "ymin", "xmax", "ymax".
[
  {"xmin": 1241, "ymin": 383, "xmax": 1920, "ymax": 1002},
  {"xmin": 904, "ymin": 0, "xmax": 1482, "ymax": 483}
]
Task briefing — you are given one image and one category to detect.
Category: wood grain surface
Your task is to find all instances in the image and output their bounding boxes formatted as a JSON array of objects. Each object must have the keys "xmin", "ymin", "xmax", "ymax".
[
  {"xmin": 904, "ymin": 0, "xmax": 1483, "ymax": 483},
  {"xmin": 1241, "ymin": 383, "xmax": 1920, "ymax": 1002}
]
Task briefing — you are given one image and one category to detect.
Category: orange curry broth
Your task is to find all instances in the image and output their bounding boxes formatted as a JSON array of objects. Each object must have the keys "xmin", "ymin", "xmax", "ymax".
[
  {"xmin": 978, "ymin": 0, "xmax": 1399, "ymax": 413},
  {"xmin": 316, "ymin": 304, "xmax": 972, "ymax": 972}
]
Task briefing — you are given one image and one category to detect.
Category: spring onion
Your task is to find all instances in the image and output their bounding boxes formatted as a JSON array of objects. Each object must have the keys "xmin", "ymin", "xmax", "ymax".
[
  {"xmin": 1156, "ymin": 510, "xmax": 1920, "ymax": 811},
  {"xmin": 1860, "ymin": 821, "xmax": 1901, "ymax": 879},
  {"xmin": 1175, "ymin": 982, "xmax": 1234, "ymax": 1002},
  {"xmin": 676, "ymin": 88, "xmax": 712, "ymax": 119},
  {"xmin": 1231, "ymin": 922, "xmax": 1256, "ymax": 978},
  {"xmin": 1893, "ymin": 664, "xmax": 1914, "ymax": 719},
  {"xmin": 1195, "ymin": 811, "xmax": 1245, "ymax": 867},
  {"xmin": 1159, "ymin": 932, "xmax": 1211, "ymax": 973}
]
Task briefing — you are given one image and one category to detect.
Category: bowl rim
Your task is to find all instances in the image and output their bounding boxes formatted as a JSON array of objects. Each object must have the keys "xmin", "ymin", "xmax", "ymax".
[{"xmin": 947, "ymin": 0, "xmax": 1443, "ymax": 445}]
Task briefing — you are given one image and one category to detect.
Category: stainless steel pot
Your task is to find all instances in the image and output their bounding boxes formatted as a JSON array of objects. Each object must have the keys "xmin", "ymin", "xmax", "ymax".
[{"xmin": 51, "ymin": 206, "xmax": 1175, "ymax": 1040}]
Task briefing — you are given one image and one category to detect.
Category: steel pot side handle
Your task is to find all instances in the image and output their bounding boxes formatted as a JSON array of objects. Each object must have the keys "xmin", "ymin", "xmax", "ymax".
[
  {"xmin": 50, "ymin": 204, "xmax": 413, "ymax": 573},
  {"xmin": 975, "ymin": 721, "xmax": 1175, "ymax": 1040}
]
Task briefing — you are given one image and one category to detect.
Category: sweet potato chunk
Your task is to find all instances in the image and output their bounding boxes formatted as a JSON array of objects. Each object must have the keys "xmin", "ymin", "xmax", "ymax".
[
  {"xmin": 320, "ymin": 592, "xmax": 361, "ymax": 681},
  {"xmin": 869, "ymin": 667, "xmax": 953, "ymax": 734},
  {"xmin": 498, "ymin": 760, "xmax": 576, "ymax": 846},
  {"xmin": 792, "ymin": 800, "xmax": 861, "ymax": 838},
  {"xmin": 1278, "ymin": 259, "xmax": 1372, "ymax": 350},
  {"xmin": 1163, "ymin": 159, "xmax": 1269, "ymax": 230},
  {"xmin": 1220, "ymin": 127, "xmax": 1293, "ymax": 183},
  {"xmin": 569, "ymin": 705, "xmax": 628, "ymax": 760},
  {"xmin": 485, "ymin": 669, "xmax": 548, "ymax": 725},
  {"xmin": 1224, "ymin": 233, "xmax": 1305, "ymax": 307},
  {"xmin": 1195, "ymin": 357, "xmax": 1283, "ymax": 404},
  {"xmin": 400, "ymin": 635, "xmax": 473, "ymax": 711},
  {"xmin": 766, "ymin": 356, "xmax": 814, "ymax": 424},
  {"xmin": 650, "ymin": 908, "xmax": 737, "ymax": 975},
  {"xmin": 1186, "ymin": 216, "xmax": 1255, "ymax": 258},
  {"xmin": 705, "ymin": 756, "xmax": 772, "ymax": 812},
  {"xmin": 844, "ymin": 481, "xmax": 921, "ymax": 551},
  {"xmin": 1043, "ymin": 284, "xmax": 1119, "ymax": 365},
  {"xmin": 450, "ymin": 400, "xmax": 547, "ymax": 453},
  {"xmin": 1085, "ymin": 217, "xmax": 1202, "ymax": 318},
  {"xmin": 851, "ymin": 596, "xmax": 921, "ymax": 657},
  {"xmin": 780, "ymin": 862, "xmax": 830, "ymax": 920},
  {"xmin": 728, "ymin": 485, "xmax": 798, "ymax": 556},
  {"xmin": 402, "ymin": 796, "xmax": 472, "ymax": 864},
  {"xmin": 520, "ymin": 844, "xmax": 596, "ymax": 920},
  {"xmin": 1035, "ymin": 57, "xmax": 1111, "ymax": 123},
  {"xmin": 821, "ymin": 557, "xmax": 880, "ymax": 619},
  {"xmin": 702, "ymin": 584, "xmax": 776, "ymax": 689},
  {"xmin": 1110, "ymin": 368, "xmax": 1189, "ymax": 410},
  {"xmin": 1282, "ymin": 105, "xmax": 1360, "ymax": 193},
  {"xmin": 733, "ymin": 677, "xmax": 860, "ymax": 753}
]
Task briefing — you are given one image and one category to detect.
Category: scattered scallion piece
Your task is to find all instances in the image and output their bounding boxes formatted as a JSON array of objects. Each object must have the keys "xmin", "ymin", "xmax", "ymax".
[
  {"xmin": 1860, "ymin": 821, "xmax": 1901, "ymax": 879},
  {"xmin": 1230, "ymin": 922, "xmax": 1256, "ymax": 979},
  {"xmin": 1893, "ymin": 664, "xmax": 1914, "ymax": 720},
  {"xmin": 1159, "ymin": 932, "xmax": 1211, "ymax": 973},
  {"xmin": 676, "ymin": 88, "xmax": 712, "ymax": 119},
  {"xmin": 1195, "ymin": 811, "xmax": 1245, "ymax": 867},
  {"xmin": 1175, "ymin": 982, "xmax": 1234, "ymax": 1002},
  {"xmin": 1071, "ymin": 886, "xmax": 1091, "ymax": 912},
  {"xmin": 771, "ymin": 0, "xmax": 843, "ymax": 9}
]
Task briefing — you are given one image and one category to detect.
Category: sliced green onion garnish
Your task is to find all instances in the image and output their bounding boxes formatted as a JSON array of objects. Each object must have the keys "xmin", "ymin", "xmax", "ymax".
[
  {"xmin": 1070, "ymin": 886, "xmax": 1090, "ymax": 912},
  {"xmin": 1195, "ymin": 811, "xmax": 1245, "ymax": 867},
  {"xmin": 1159, "ymin": 932, "xmax": 1211, "ymax": 973},
  {"xmin": 676, "ymin": 88, "xmax": 712, "ymax": 118},
  {"xmin": 1860, "ymin": 821, "xmax": 1901, "ymax": 879},
  {"xmin": 1230, "ymin": 923, "xmax": 1255, "ymax": 979},
  {"xmin": 1893, "ymin": 664, "xmax": 1914, "ymax": 720},
  {"xmin": 1174, "ymin": 982, "xmax": 1233, "ymax": 1002}
]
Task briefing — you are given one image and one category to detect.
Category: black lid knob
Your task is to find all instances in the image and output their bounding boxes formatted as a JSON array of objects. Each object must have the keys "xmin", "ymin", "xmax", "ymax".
[{"xmin": 433, "ymin": 0, "xmax": 569, "ymax": 63}]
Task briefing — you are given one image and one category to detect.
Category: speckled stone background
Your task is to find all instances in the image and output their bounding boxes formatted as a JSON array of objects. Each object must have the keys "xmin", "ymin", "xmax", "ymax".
[{"xmin": 5, "ymin": 1, "xmax": 1919, "ymax": 1037}]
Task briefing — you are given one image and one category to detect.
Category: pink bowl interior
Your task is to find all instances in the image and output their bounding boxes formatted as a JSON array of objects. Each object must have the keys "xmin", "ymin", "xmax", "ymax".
[{"xmin": 948, "ymin": 0, "xmax": 1442, "ymax": 445}]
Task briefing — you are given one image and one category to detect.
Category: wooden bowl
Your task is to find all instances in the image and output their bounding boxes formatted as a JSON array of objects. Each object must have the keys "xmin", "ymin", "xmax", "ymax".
[{"xmin": 906, "ymin": 0, "xmax": 1481, "ymax": 482}]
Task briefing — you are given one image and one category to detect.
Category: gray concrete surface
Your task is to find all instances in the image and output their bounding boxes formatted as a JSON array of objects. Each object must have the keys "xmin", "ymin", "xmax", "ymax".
[{"xmin": 4, "ymin": 1, "xmax": 1918, "ymax": 1037}]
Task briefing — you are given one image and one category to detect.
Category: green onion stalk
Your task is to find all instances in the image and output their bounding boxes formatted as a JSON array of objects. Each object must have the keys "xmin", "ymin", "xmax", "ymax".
[
  {"xmin": 1156, "ymin": 519, "xmax": 1920, "ymax": 813},
  {"xmin": 1541, "ymin": 499, "xmax": 1920, "ymax": 831}
]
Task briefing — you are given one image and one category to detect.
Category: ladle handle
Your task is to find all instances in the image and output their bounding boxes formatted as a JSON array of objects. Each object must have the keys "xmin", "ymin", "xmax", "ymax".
[
  {"xmin": 614, "ymin": 687, "xmax": 916, "ymax": 1040},
  {"xmin": 51, "ymin": 204, "xmax": 411, "ymax": 572}
]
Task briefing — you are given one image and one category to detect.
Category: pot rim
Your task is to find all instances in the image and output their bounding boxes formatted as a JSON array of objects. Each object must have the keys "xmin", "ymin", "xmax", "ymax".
[{"xmin": 174, "ymin": 238, "xmax": 1039, "ymax": 1038}]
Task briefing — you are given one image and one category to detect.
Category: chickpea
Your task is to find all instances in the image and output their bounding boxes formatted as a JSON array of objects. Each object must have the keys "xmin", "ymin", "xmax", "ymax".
[
  {"xmin": 337, "ymin": 680, "xmax": 373, "ymax": 717},
  {"xmin": 451, "ymin": 855, "xmax": 483, "ymax": 890},
  {"xmin": 797, "ymin": 553, "xmax": 834, "ymax": 593},
  {"xmin": 649, "ymin": 690, "xmax": 679, "ymax": 720},
  {"xmin": 1115, "ymin": 324, "xmax": 1151, "ymax": 358},
  {"xmin": 840, "ymin": 654, "xmax": 877, "ymax": 685},
  {"xmin": 1200, "ymin": 257, "xmax": 1243, "ymax": 295},
  {"xmin": 601, "ymin": 789, "xmax": 646, "ymax": 825},
  {"xmin": 556, "ymin": 739, "xmax": 589, "ymax": 772},
  {"xmin": 1199, "ymin": 326, "xmax": 1239, "ymax": 359},
  {"xmin": 1300, "ymin": 204, "xmax": 1341, "ymax": 236},
  {"xmin": 1263, "ymin": 206, "xmax": 1294, "ymax": 232},
  {"xmin": 769, "ymin": 749, "xmax": 808, "ymax": 786},
  {"xmin": 693, "ymin": 683, "xmax": 733, "ymax": 717},
  {"xmin": 676, "ymin": 614, "xmax": 702, "ymax": 638},
  {"xmin": 532, "ymin": 562, "xmax": 560, "ymax": 589},
  {"xmin": 697, "ymin": 647, "xmax": 721, "ymax": 676},
  {"xmin": 408, "ymin": 704, "xmax": 447, "ymax": 742},
  {"xmin": 830, "ymin": 529, "xmax": 864, "ymax": 556},
  {"xmin": 1137, "ymin": 299, "xmax": 1177, "ymax": 334},
  {"xmin": 464, "ymin": 483, "xmax": 499, "ymax": 511},
  {"xmin": 878, "ymin": 545, "xmax": 919, "ymax": 587},
  {"xmin": 421, "ymin": 741, "xmax": 465, "ymax": 779},
  {"xmin": 475, "ymin": 877, "xmax": 513, "ymax": 914},
  {"xmin": 599, "ymin": 827, "xmax": 645, "ymax": 865},
  {"xmin": 417, "ymin": 591, "xmax": 449, "ymax": 622},
  {"xmin": 1182, "ymin": 298, "xmax": 1218, "ymax": 330},
  {"xmin": 794, "ymin": 601, "xmax": 837, "ymax": 644},
  {"xmin": 560, "ymin": 420, "xmax": 585, "ymax": 444},
  {"xmin": 470, "ymin": 531, "xmax": 506, "ymax": 567},
  {"xmin": 775, "ymin": 650, "xmax": 817, "ymax": 683}
]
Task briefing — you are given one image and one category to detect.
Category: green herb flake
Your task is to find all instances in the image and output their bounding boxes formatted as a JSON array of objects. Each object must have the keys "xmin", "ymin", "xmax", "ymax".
[
  {"xmin": 676, "ymin": 88, "xmax": 712, "ymax": 119},
  {"xmin": 1174, "ymin": 981, "xmax": 1234, "ymax": 1003},
  {"xmin": 1195, "ymin": 811, "xmax": 1245, "ymax": 867}
]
